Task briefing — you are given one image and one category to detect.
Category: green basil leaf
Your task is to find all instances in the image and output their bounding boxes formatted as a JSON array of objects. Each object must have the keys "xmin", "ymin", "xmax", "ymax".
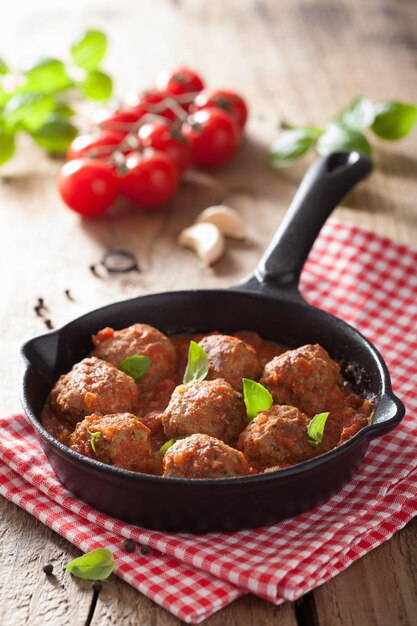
[
  {"xmin": 0, "ymin": 85, "xmax": 11, "ymax": 107},
  {"xmin": 339, "ymin": 96, "xmax": 375, "ymax": 130},
  {"xmin": 242, "ymin": 378, "xmax": 273, "ymax": 420},
  {"xmin": 307, "ymin": 411, "xmax": 330, "ymax": 447},
  {"xmin": 160, "ymin": 436, "xmax": 186, "ymax": 456},
  {"xmin": 5, "ymin": 92, "xmax": 54, "ymax": 130},
  {"xmin": 24, "ymin": 58, "xmax": 72, "ymax": 92},
  {"xmin": 71, "ymin": 30, "xmax": 108, "ymax": 71},
  {"xmin": 30, "ymin": 113, "xmax": 78, "ymax": 153},
  {"xmin": 371, "ymin": 101, "xmax": 417, "ymax": 140},
  {"xmin": 183, "ymin": 341, "xmax": 209, "ymax": 384},
  {"xmin": 53, "ymin": 100, "xmax": 76, "ymax": 118},
  {"xmin": 79, "ymin": 70, "xmax": 112, "ymax": 101},
  {"xmin": 118, "ymin": 355, "xmax": 151, "ymax": 381},
  {"xmin": 66, "ymin": 548, "xmax": 115, "ymax": 581},
  {"xmin": 268, "ymin": 128, "xmax": 322, "ymax": 167},
  {"xmin": 317, "ymin": 123, "xmax": 372, "ymax": 157},
  {"xmin": 0, "ymin": 58, "xmax": 8, "ymax": 75},
  {"xmin": 0, "ymin": 130, "xmax": 15, "ymax": 165}
]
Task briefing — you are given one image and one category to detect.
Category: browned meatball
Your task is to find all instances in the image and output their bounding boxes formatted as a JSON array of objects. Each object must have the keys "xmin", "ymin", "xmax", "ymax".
[
  {"xmin": 161, "ymin": 379, "xmax": 247, "ymax": 445},
  {"xmin": 259, "ymin": 344, "xmax": 343, "ymax": 416},
  {"xmin": 69, "ymin": 413, "xmax": 160, "ymax": 473},
  {"xmin": 199, "ymin": 334, "xmax": 261, "ymax": 391},
  {"xmin": 237, "ymin": 405, "xmax": 315, "ymax": 470},
  {"xmin": 48, "ymin": 357, "xmax": 139, "ymax": 426},
  {"xmin": 163, "ymin": 433, "xmax": 250, "ymax": 478},
  {"xmin": 91, "ymin": 323, "xmax": 177, "ymax": 387}
]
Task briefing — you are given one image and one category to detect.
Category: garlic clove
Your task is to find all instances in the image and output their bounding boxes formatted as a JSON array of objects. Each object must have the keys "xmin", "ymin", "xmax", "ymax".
[
  {"xmin": 194, "ymin": 205, "xmax": 246, "ymax": 240},
  {"xmin": 178, "ymin": 223, "xmax": 226, "ymax": 266}
]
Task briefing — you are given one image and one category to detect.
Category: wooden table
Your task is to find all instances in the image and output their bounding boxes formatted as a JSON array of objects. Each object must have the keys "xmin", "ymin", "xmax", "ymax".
[{"xmin": 1, "ymin": 0, "xmax": 416, "ymax": 624}]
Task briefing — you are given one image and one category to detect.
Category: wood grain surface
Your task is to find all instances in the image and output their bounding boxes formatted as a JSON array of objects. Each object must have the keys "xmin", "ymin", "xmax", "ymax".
[{"xmin": 0, "ymin": 0, "xmax": 416, "ymax": 624}]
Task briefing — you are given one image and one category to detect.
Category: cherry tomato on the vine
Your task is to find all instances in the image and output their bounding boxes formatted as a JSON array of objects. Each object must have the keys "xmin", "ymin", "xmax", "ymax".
[
  {"xmin": 91, "ymin": 108, "xmax": 143, "ymax": 134},
  {"xmin": 182, "ymin": 108, "xmax": 240, "ymax": 168},
  {"xmin": 121, "ymin": 150, "xmax": 179, "ymax": 210},
  {"xmin": 127, "ymin": 90, "xmax": 179, "ymax": 123},
  {"xmin": 58, "ymin": 159, "xmax": 120, "ymax": 217},
  {"xmin": 138, "ymin": 122, "xmax": 192, "ymax": 173},
  {"xmin": 157, "ymin": 68, "xmax": 204, "ymax": 97},
  {"xmin": 67, "ymin": 130, "xmax": 126, "ymax": 161},
  {"xmin": 192, "ymin": 89, "xmax": 248, "ymax": 130}
]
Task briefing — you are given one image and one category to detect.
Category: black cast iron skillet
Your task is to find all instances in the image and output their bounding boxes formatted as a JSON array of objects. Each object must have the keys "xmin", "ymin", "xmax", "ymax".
[{"xmin": 20, "ymin": 151, "xmax": 405, "ymax": 532}]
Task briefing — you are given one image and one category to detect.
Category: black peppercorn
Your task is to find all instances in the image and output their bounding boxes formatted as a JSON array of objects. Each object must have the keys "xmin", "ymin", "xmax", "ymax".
[
  {"xmin": 123, "ymin": 538, "xmax": 136, "ymax": 553},
  {"xmin": 42, "ymin": 563, "xmax": 54, "ymax": 575}
]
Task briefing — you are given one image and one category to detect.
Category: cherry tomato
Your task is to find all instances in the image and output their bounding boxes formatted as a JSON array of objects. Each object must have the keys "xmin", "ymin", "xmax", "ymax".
[
  {"xmin": 182, "ymin": 109, "xmax": 240, "ymax": 168},
  {"xmin": 191, "ymin": 89, "xmax": 248, "ymax": 130},
  {"xmin": 58, "ymin": 159, "xmax": 119, "ymax": 217},
  {"xmin": 157, "ymin": 68, "xmax": 204, "ymax": 97},
  {"xmin": 67, "ymin": 130, "xmax": 126, "ymax": 161},
  {"xmin": 91, "ymin": 108, "xmax": 143, "ymax": 134},
  {"xmin": 138, "ymin": 122, "xmax": 192, "ymax": 173},
  {"xmin": 121, "ymin": 150, "xmax": 179, "ymax": 210},
  {"xmin": 131, "ymin": 90, "xmax": 179, "ymax": 122}
]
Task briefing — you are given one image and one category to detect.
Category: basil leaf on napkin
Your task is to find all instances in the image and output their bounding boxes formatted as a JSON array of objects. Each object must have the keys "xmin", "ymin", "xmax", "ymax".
[{"xmin": 66, "ymin": 548, "xmax": 115, "ymax": 581}]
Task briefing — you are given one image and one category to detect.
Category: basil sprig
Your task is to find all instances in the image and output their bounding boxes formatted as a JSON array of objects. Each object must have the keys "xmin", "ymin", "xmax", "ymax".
[
  {"xmin": 66, "ymin": 548, "xmax": 115, "ymax": 581},
  {"xmin": 119, "ymin": 355, "xmax": 151, "ymax": 381},
  {"xmin": 371, "ymin": 101, "xmax": 417, "ymax": 140},
  {"xmin": 307, "ymin": 412, "xmax": 330, "ymax": 447},
  {"xmin": 268, "ymin": 127, "xmax": 323, "ymax": 168},
  {"xmin": 0, "ymin": 30, "xmax": 112, "ymax": 165},
  {"xmin": 242, "ymin": 378, "xmax": 273, "ymax": 420},
  {"xmin": 183, "ymin": 341, "xmax": 209, "ymax": 384},
  {"xmin": 269, "ymin": 96, "xmax": 416, "ymax": 166}
]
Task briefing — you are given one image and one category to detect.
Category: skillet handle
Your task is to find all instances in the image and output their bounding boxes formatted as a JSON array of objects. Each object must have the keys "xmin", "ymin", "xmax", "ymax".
[
  {"xmin": 251, "ymin": 151, "xmax": 373, "ymax": 291},
  {"xmin": 366, "ymin": 393, "xmax": 405, "ymax": 440}
]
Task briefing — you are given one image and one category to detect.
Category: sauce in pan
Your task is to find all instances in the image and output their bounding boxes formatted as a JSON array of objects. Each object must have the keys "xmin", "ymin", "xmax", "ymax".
[{"xmin": 41, "ymin": 323, "xmax": 374, "ymax": 478}]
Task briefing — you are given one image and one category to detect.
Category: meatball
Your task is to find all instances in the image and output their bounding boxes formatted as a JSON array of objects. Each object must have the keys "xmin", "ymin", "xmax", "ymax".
[
  {"xmin": 163, "ymin": 433, "xmax": 250, "ymax": 478},
  {"xmin": 161, "ymin": 379, "xmax": 247, "ymax": 445},
  {"xmin": 91, "ymin": 323, "xmax": 177, "ymax": 387},
  {"xmin": 199, "ymin": 334, "xmax": 261, "ymax": 391},
  {"xmin": 259, "ymin": 344, "xmax": 343, "ymax": 416},
  {"xmin": 237, "ymin": 405, "xmax": 315, "ymax": 470},
  {"xmin": 69, "ymin": 413, "xmax": 160, "ymax": 473},
  {"xmin": 48, "ymin": 357, "xmax": 139, "ymax": 426}
]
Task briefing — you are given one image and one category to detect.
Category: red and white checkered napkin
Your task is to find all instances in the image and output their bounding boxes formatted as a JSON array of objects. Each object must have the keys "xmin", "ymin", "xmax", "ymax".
[{"xmin": 1, "ymin": 220, "xmax": 417, "ymax": 623}]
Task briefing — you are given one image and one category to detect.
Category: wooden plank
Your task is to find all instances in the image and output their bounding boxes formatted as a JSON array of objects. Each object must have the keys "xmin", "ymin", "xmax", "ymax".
[
  {"xmin": 0, "ymin": 498, "xmax": 92, "ymax": 626},
  {"xmin": 313, "ymin": 520, "xmax": 417, "ymax": 626},
  {"xmin": 0, "ymin": 0, "xmax": 416, "ymax": 624}
]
